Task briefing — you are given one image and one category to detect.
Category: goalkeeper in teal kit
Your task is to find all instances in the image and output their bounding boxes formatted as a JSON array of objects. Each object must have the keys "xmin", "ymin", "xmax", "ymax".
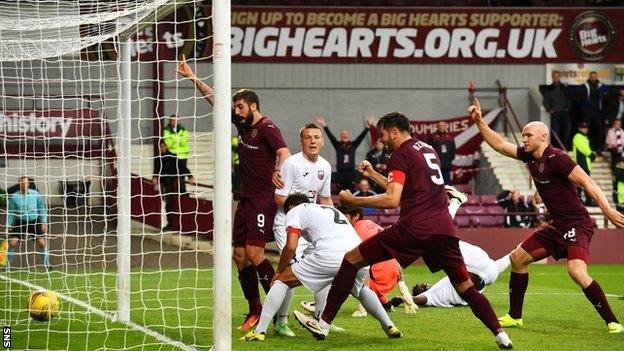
[{"xmin": 4, "ymin": 176, "xmax": 50, "ymax": 270}]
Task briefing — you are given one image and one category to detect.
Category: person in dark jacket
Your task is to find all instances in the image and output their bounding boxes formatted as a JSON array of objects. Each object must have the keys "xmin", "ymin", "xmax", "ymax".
[
  {"xmin": 497, "ymin": 189, "xmax": 533, "ymax": 228},
  {"xmin": 315, "ymin": 115, "xmax": 375, "ymax": 191},
  {"xmin": 366, "ymin": 140, "xmax": 390, "ymax": 193},
  {"xmin": 429, "ymin": 120, "xmax": 456, "ymax": 185},
  {"xmin": 152, "ymin": 140, "xmax": 183, "ymax": 231},
  {"xmin": 543, "ymin": 71, "xmax": 572, "ymax": 149}
]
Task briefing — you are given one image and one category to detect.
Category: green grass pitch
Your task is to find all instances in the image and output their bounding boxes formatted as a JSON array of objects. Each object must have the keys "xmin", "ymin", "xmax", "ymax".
[{"xmin": 2, "ymin": 265, "xmax": 623, "ymax": 350}]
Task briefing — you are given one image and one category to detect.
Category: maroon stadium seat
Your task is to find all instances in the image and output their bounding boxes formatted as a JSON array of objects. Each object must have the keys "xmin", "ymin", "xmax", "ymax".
[
  {"xmin": 453, "ymin": 184, "xmax": 472, "ymax": 195},
  {"xmin": 486, "ymin": 206, "xmax": 505, "ymax": 215},
  {"xmin": 480, "ymin": 194, "xmax": 499, "ymax": 206},
  {"xmin": 466, "ymin": 195, "xmax": 480, "ymax": 206}
]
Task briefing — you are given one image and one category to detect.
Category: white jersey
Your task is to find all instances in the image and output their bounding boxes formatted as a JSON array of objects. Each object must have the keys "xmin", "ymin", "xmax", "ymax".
[
  {"xmin": 285, "ymin": 203, "xmax": 361, "ymax": 253},
  {"xmin": 286, "ymin": 202, "xmax": 367, "ymax": 294},
  {"xmin": 421, "ymin": 241, "xmax": 502, "ymax": 308},
  {"xmin": 274, "ymin": 152, "xmax": 332, "ymax": 227}
]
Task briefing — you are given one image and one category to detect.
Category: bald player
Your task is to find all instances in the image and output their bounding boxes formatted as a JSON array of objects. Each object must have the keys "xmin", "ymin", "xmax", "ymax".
[{"xmin": 469, "ymin": 98, "xmax": 624, "ymax": 334}]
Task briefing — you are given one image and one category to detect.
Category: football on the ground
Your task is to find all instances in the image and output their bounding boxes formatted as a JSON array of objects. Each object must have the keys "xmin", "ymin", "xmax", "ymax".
[{"xmin": 28, "ymin": 290, "xmax": 61, "ymax": 322}]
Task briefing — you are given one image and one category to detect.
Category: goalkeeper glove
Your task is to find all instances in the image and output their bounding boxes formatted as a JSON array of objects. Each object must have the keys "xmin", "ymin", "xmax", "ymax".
[{"xmin": 398, "ymin": 280, "xmax": 418, "ymax": 314}]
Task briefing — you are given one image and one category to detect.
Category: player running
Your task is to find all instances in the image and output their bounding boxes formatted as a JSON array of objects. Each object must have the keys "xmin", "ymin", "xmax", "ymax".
[
  {"xmin": 295, "ymin": 112, "xmax": 513, "ymax": 348},
  {"xmin": 240, "ymin": 193, "xmax": 402, "ymax": 341},
  {"xmin": 469, "ymin": 97, "xmax": 624, "ymax": 334}
]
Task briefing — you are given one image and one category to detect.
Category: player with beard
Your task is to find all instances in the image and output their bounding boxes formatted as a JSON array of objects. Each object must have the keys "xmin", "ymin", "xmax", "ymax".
[
  {"xmin": 469, "ymin": 97, "xmax": 624, "ymax": 334},
  {"xmin": 294, "ymin": 112, "xmax": 513, "ymax": 349},
  {"xmin": 177, "ymin": 56, "xmax": 291, "ymax": 331}
]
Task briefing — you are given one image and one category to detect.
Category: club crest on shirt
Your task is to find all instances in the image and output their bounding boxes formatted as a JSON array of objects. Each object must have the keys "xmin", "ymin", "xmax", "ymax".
[
  {"xmin": 317, "ymin": 170, "xmax": 325, "ymax": 180},
  {"xmin": 251, "ymin": 129, "xmax": 258, "ymax": 138},
  {"xmin": 538, "ymin": 163, "xmax": 545, "ymax": 173}
]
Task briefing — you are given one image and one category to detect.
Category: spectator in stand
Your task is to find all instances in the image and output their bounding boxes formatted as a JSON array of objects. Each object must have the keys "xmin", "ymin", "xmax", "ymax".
[
  {"xmin": 428, "ymin": 120, "xmax": 456, "ymax": 185},
  {"xmin": 614, "ymin": 158, "xmax": 624, "ymax": 213},
  {"xmin": 353, "ymin": 178, "xmax": 378, "ymax": 215},
  {"xmin": 572, "ymin": 123, "xmax": 597, "ymax": 206},
  {"xmin": 610, "ymin": 88, "xmax": 624, "ymax": 121},
  {"xmin": 575, "ymin": 71, "xmax": 611, "ymax": 152},
  {"xmin": 152, "ymin": 140, "xmax": 182, "ymax": 231},
  {"xmin": 315, "ymin": 115, "xmax": 375, "ymax": 191},
  {"xmin": 162, "ymin": 115, "xmax": 196, "ymax": 195},
  {"xmin": 365, "ymin": 140, "xmax": 390, "ymax": 193},
  {"xmin": 606, "ymin": 118, "xmax": 624, "ymax": 171},
  {"xmin": 543, "ymin": 71, "xmax": 571, "ymax": 149},
  {"xmin": 528, "ymin": 191, "xmax": 549, "ymax": 228},
  {"xmin": 497, "ymin": 189, "xmax": 533, "ymax": 228}
]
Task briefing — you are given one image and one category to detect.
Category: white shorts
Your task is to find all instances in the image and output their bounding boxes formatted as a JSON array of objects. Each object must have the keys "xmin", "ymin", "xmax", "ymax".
[
  {"xmin": 274, "ymin": 225, "xmax": 312, "ymax": 260},
  {"xmin": 291, "ymin": 250, "xmax": 368, "ymax": 295}
]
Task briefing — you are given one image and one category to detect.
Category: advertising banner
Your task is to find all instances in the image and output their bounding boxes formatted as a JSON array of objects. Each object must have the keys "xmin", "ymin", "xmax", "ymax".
[
  {"xmin": 0, "ymin": 109, "xmax": 105, "ymax": 157},
  {"xmin": 90, "ymin": 7, "xmax": 624, "ymax": 64}
]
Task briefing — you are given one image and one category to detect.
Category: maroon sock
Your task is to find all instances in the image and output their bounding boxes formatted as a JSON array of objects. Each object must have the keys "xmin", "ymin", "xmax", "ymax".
[
  {"xmin": 320, "ymin": 258, "xmax": 359, "ymax": 324},
  {"xmin": 583, "ymin": 280, "xmax": 619, "ymax": 324},
  {"xmin": 508, "ymin": 272, "xmax": 528, "ymax": 319},
  {"xmin": 459, "ymin": 286, "xmax": 503, "ymax": 335},
  {"xmin": 238, "ymin": 265, "xmax": 262, "ymax": 315},
  {"xmin": 255, "ymin": 259, "xmax": 275, "ymax": 294}
]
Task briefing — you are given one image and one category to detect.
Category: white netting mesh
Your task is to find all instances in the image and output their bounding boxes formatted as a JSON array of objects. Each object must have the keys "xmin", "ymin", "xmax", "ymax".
[
  {"xmin": 0, "ymin": 1, "xmax": 216, "ymax": 350},
  {"xmin": 0, "ymin": 0, "xmax": 174, "ymax": 62}
]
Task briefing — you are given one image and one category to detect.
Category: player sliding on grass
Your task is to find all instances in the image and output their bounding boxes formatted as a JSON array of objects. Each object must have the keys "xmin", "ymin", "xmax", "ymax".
[
  {"xmin": 469, "ymin": 97, "xmax": 624, "ymax": 334},
  {"xmin": 240, "ymin": 193, "xmax": 402, "ymax": 342},
  {"xmin": 396, "ymin": 240, "xmax": 511, "ymax": 308},
  {"xmin": 295, "ymin": 112, "xmax": 513, "ymax": 349}
]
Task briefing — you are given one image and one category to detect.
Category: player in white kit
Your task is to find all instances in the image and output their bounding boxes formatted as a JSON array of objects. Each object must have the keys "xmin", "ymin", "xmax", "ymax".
[
  {"xmin": 271, "ymin": 123, "xmax": 334, "ymax": 336},
  {"xmin": 402, "ymin": 241, "xmax": 511, "ymax": 308},
  {"xmin": 241, "ymin": 193, "xmax": 403, "ymax": 341}
]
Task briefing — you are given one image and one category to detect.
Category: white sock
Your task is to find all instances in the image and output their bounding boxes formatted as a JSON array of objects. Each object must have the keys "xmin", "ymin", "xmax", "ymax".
[
  {"xmin": 276, "ymin": 288, "xmax": 294, "ymax": 325},
  {"xmin": 356, "ymin": 286, "xmax": 393, "ymax": 330},
  {"xmin": 255, "ymin": 280, "xmax": 289, "ymax": 334},
  {"xmin": 448, "ymin": 198, "xmax": 461, "ymax": 219},
  {"xmin": 314, "ymin": 285, "xmax": 331, "ymax": 319},
  {"xmin": 318, "ymin": 317, "xmax": 331, "ymax": 331},
  {"xmin": 495, "ymin": 254, "xmax": 511, "ymax": 274}
]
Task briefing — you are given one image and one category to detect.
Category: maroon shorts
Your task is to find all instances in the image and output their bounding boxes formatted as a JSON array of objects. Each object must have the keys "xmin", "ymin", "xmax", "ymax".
[
  {"xmin": 521, "ymin": 221, "xmax": 593, "ymax": 262},
  {"xmin": 232, "ymin": 197, "xmax": 277, "ymax": 247},
  {"xmin": 359, "ymin": 224, "xmax": 469, "ymax": 285}
]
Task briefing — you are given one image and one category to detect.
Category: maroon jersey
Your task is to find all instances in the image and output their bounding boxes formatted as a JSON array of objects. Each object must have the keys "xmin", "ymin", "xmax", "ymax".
[
  {"xmin": 386, "ymin": 138, "xmax": 455, "ymax": 237},
  {"xmin": 516, "ymin": 145, "xmax": 591, "ymax": 227},
  {"xmin": 236, "ymin": 117, "xmax": 287, "ymax": 198}
]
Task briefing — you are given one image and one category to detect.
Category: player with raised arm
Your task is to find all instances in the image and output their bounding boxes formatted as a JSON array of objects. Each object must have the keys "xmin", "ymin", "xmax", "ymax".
[
  {"xmin": 270, "ymin": 123, "xmax": 334, "ymax": 337},
  {"xmin": 468, "ymin": 97, "xmax": 624, "ymax": 334},
  {"xmin": 294, "ymin": 112, "xmax": 513, "ymax": 349},
  {"xmin": 240, "ymin": 193, "xmax": 402, "ymax": 341},
  {"xmin": 177, "ymin": 56, "xmax": 291, "ymax": 331}
]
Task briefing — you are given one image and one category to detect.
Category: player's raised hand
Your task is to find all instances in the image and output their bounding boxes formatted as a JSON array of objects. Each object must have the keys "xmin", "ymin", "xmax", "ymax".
[
  {"xmin": 314, "ymin": 115, "xmax": 326, "ymax": 127},
  {"xmin": 339, "ymin": 189, "xmax": 354, "ymax": 204},
  {"xmin": 468, "ymin": 97, "xmax": 483, "ymax": 123},
  {"xmin": 357, "ymin": 160, "xmax": 374, "ymax": 178},
  {"xmin": 272, "ymin": 169, "xmax": 285, "ymax": 189},
  {"xmin": 176, "ymin": 54, "xmax": 195, "ymax": 78},
  {"xmin": 605, "ymin": 208, "xmax": 624, "ymax": 228}
]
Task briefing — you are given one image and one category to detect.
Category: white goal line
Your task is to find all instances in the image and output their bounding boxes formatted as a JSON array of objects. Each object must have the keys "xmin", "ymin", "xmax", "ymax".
[{"xmin": 0, "ymin": 272, "xmax": 198, "ymax": 351}]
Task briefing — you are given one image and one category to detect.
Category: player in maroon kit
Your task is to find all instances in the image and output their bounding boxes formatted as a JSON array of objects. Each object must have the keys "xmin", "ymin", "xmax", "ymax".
[
  {"xmin": 468, "ymin": 97, "xmax": 624, "ymax": 334},
  {"xmin": 294, "ymin": 112, "xmax": 513, "ymax": 349},
  {"xmin": 177, "ymin": 56, "xmax": 291, "ymax": 331}
]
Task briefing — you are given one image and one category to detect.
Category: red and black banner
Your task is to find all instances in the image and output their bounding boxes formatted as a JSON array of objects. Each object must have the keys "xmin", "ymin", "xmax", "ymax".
[
  {"xmin": 89, "ymin": 7, "xmax": 624, "ymax": 64},
  {"xmin": 370, "ymin": 108, "xmax": 504, "ymax": 183}
]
